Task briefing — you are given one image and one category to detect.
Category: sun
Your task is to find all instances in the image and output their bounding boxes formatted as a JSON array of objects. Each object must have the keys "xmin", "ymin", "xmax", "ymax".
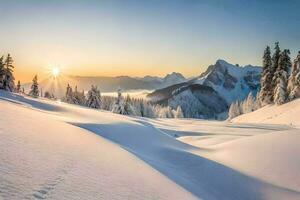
[{"xmin": 52, "ymin": 67, "xmax": 60, "ymax": 78}]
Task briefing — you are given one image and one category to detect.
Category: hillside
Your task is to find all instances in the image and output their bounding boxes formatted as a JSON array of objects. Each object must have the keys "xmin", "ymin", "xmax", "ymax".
[
  {"xmin": 1, "ymin": 90, "xmax": 300, "ymax": 200},
  {"xmin": 231, "ymin": 98, "xmax": 300, "ymax": 127}
]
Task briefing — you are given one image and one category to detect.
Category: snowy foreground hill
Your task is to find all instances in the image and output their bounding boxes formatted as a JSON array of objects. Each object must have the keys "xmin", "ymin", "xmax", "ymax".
[
  {"xmin": 0, "ymin": 91, "xmax": 300, "ymax": 200},
  {"xmin": 232, "ymin": 98, "xmax": 300, "ymax": 127}
]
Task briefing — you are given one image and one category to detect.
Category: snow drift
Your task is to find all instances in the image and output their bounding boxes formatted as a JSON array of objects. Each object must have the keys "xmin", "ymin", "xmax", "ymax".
[
  {"xmin": 232, "ymin": 98, "xmax": 300, "ymax": 127},
  {"xmin": 0, "ymin": 90, "xmax": 299, "ymax": 200}
]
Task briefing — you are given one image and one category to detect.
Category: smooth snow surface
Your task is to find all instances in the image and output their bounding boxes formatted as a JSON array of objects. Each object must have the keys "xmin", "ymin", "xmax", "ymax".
[
  {"xmin": 0, "ymin": 91, "xmax": 300, "ymax": 200},
  {"xmin": 232, "ymin": 98, "xmax": 300, "ymax": 127}
]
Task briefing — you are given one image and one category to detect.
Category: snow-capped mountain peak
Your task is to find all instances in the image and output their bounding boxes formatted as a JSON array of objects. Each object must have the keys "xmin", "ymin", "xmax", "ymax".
[
  {"xmin": 148, "ymin": 59, "xmax": 262, "ymax": 119},
  {"xmin": 163, "ymin": 72, "xmax": 186, "ymax": 82},
  {"xmin": 195, "ymin": 59, "xmax": 262, "ymax": 104}
]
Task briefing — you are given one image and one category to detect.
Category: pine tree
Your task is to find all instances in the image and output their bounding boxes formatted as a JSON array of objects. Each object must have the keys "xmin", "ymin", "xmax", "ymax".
[
  {"xmin": 270, "ymin": 42, "xmax": 281, "ymax": 99},
  {"xmin": 245, "ymin": 92, "xmax": 255, "ymax": 113},
  {"xmin": 157, "ymin": 106, "xmax": 174, "ymax": 118},
  {"xmin": 274, "ymin": 49, "xmax": 291, "ymax": 105},
  {"xmin": 29, "ymin": 75, "xmax": 39, "ymax": 97},
  {"xmin": 288, "ymin": 51, "xmax": 300, "ymax": 99},
  {"xmin": 75, "ymin": 87, "xmax": 86, "ymax": 105},
  {"xmin": 63, "ymin": 84, "xmax": 76, "ymax": 104},
  {"xmin": 16, "ymin": 80, "xmax": 21, "ymax": 93},
  {"xmin": 144, "ymin": 101, "xmax": 156, "ymax": 118},
  {"xmin": 123, "ymin": 95, "xmax": 135, "ymax": 115},
  {"xmin": 254, "ymin": 92, "xmax": 261, "ymax": 110},
  {"xmin": 66, "ymin": 84, "xmax": 73, "ymax": 102},
  {"xmin": 136, "ymin": 100, "xmax": 144, "ymax": 117},
  {"xmin": 86, "ymin": 85, "xmax": 101, "ymax": 109},
  {"xmin": 174, "ymin": 106, "xmax": 184, "ymax": 118},
  {"xmin": 3, "ymin": 54, "xmax": 15, "ymax": 91},
  {"xmin": 101, "ymin": 96, "xmax": 115, "ymax": 111},
  {"xmin": 0, "ymin": 56, "xmax": 5, "ymax": 89},
  {"xmin": 272, "ymin": 42, "xmax": 281, "ymax": 73},
  {"xmin": 112, "ymin": 88, "xmax": 125, "ymax": 114},
  {"xmin": 228, "ymin": 101, "xmax": 241, "ymax": 119},
  {"xmin": 259, "ymin": 46, "xmax": 273, "ymax": 105},
  {"xmin": 66, "ymin": 84, "xmax": 72, "ymax": 97}
]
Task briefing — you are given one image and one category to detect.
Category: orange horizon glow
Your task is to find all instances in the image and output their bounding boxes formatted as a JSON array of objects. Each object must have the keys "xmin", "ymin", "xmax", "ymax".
[
  {"xmin": 2, "ymin": 1, "xmax": 300, "ymax": 85},
  {"xmin": 13, "ymin": 61, "xmax": 206, "ymax": 83}
]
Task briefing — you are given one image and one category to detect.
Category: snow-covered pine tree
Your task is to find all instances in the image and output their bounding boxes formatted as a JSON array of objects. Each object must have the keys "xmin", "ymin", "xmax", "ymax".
[
  {"xmin": 101, "ymin": 96, "xmax": 115, "ymax": 111},
  {"xmin": 228, "ymin": 101, "xmax": 241, "ymax": 119},
  {"xmin": 86, "ymin": 85, "xmax": 101, "ymax": 109},
  {"xmin": 16, "ymin": 80, "xmax": 21, "ymax": 93},
  {"xmin": 29, "ymin": 75, "xmax": 39, "ymax": 97},
  {"xmin": 130, "ymin": 98, "xmax": 141, "ymax": 116},
  {"xmin": 157, "ymin": 106, "xmax": 174, "ymax": 118},
  {"xmin": 73, "ymin": 86, "xmax": 86, "ymax": 105},
  {"xmin": 259, "ymin": 46, "xmax": 273, "ymax": 105},
  {"xmin": 157, "ymin": 107, "xmax": 168, "ymax": 118},
  {"xmin": 0, "ymin": 56, "xmax": 5, "ymax": 89},
  {"xmin": 273, "ymin": 49, "xmax": 291, "ymax": 105},
  {"xmin": 139, "ymin": 100, "xmax": 145, "ymax": 117},
  {"xmin": 63, "ymin": 84, "xmax": 75, "ymax": 104},
  {"xmin": 2, "ymin": 54, "xmax": 15, "ymax": 91},
  {"xmin": 174, "ymin": 106, "xmax": 184, "ymax": 118},
  {"xmin": 122, "ymin": 95, "xmax": 135, "ymax": 115},
  {"xmin": 167, "ymin": 106, "xmax": 175, "ymax": 118},
  {"xmin": 245, "ymin": 92, "xmax": 255, "ymax": 113},
  {"xmin": 254, "ymin": 92, "xmax": 261, "ymax": 110},
  {"xmin": 112, "ymin": 88, "xmax": 125, "ymax": 114},
  {"xmin": 143, "ymin": 101, "xmax": 156, "ymax": 118},
  {"xmin": 288, "ymin": 51, "xmax": 300, "ymax": 100},
  {"xmin": 271, "ymin": 42, "xmax": 281, "ymax": 99}
]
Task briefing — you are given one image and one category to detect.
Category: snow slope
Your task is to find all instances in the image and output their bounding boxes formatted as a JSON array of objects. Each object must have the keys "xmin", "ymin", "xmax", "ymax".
[
  {"xmin": 232, "ymin": 98, "xmax": 300, "ymax": 127},
  {"xmin": 0, "ymin": 93, "xmax": 196, "ymax": 200},
  {"xmin": 0, "ymin": 91, "xmax": 300, "ymax": 200}
]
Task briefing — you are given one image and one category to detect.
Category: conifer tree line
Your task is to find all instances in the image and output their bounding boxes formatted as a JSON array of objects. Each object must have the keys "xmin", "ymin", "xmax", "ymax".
[
  {"xmin": 228, "ymin": 92, "xmax": 260, "ymax": 119},
  {"xmin": 229, "ymin": 42, "xmax": 300, "ymax": 119},
  {"xmin": 62, "ymin": 84, "xmax": 184, "ymax": 118},
  {"xmin": 259, "ymin": 42, "xmax": 300, "ymax": 105},
  {"xmin": 0, "ymin": 53, "xmax": 27, "ymax": 94},
  {"xmin": 0, "ymin": 54, "xmax": 16, "ymax": 92}
]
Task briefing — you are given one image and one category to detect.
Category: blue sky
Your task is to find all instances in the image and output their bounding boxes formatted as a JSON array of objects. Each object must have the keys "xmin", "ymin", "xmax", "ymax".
[{"xmin": 0, "ymin": 0, "xmax": 299, "ymax": 81}]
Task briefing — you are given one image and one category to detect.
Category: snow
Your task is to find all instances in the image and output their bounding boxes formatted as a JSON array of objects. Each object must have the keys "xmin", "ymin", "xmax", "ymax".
[
  {"xmin": 195, "ymin": 59, "xmax": 261, "ymax": 104},
  {"xmin": 0, "ymin": 92, "xmax": 196, "ymax": 200},
  {"xmin": 1, "ymin": 90, "xmax": 300, "ymax": 200},
  {"xmin": 163, "ymin": 72, "xmax": 186, "ymax": 86},
  {"xmin": 232, "ymin": 98, "xmax": 300, "ymax": 127}
]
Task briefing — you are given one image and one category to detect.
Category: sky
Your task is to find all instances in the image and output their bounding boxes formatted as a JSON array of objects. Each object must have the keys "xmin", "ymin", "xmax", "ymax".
[{"xmin": 0, "ymin": 0, "xmax": 300, "ymax": 82}]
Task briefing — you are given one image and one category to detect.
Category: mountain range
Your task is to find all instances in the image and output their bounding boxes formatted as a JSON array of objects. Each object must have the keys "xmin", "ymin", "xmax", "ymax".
[
  {"xmin": 147, "ymin": 59, "xmax": 262, "ymax": 119},
  {"xmin": 23, "ymin": 72, "xmax": 187, "ymax": 97},
  {"xmin": 23, "ymin": 59, "xmax": 262, "ymax": 120},
  {"xmin": 69, "ymin": 72, "xmax": 186, "ymax": 92}
]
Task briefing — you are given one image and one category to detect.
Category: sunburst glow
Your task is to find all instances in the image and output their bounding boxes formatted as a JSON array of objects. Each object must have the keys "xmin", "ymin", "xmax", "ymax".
[{"xmin": 52, "ymin": 67, "xmax": 60, "ymax": 78}]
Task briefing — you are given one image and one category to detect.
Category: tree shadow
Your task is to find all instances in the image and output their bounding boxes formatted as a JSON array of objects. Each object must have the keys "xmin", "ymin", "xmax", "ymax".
[
  {"xmin": 70, "ymin": 120, "xmax": 300, "ymax": 200},
  {"xmin": 0, "ymin": 90, "xmax": 65, "ymax": 112}
]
